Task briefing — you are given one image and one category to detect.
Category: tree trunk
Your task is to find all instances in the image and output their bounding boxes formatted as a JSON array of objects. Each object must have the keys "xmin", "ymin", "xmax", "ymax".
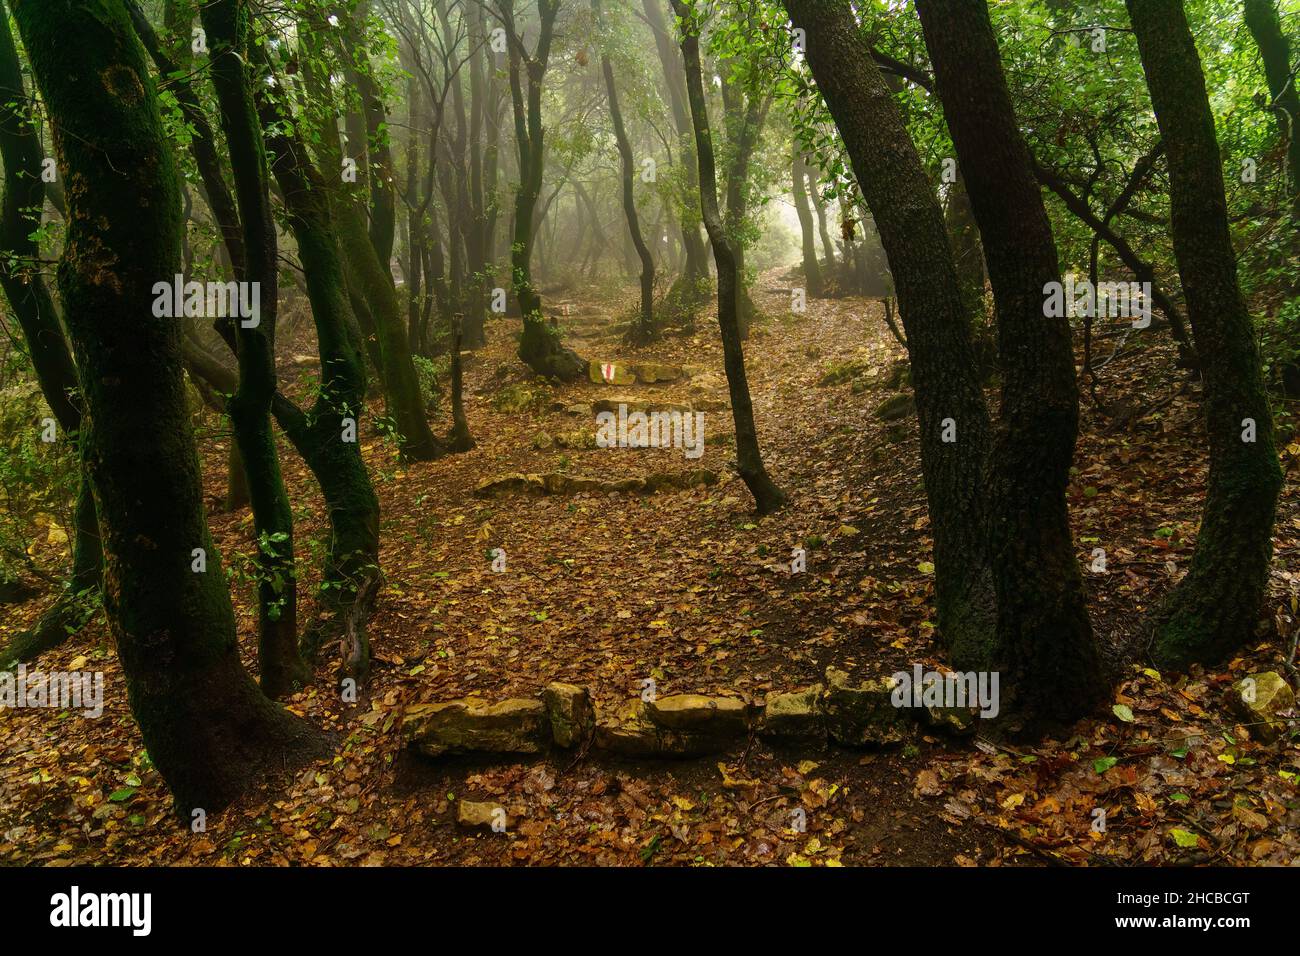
[
  {"xmin": 1127, "ymin": 0, "xmax": 1284, "ymax": 668},
  {"xmin": 596, "ymin": 0, "xmax": 656, "ymax": 343},
  {"xmin": 14, "ymin": 0, "xmax": 328, "ymax": 814},
  {"xmin": 1243, "ymin": 0, "xmax": 1300, "ymax": 215},
  {"xmin": 0, "ymin": 0, "xmax": 102, "ymax": 666},
  {"xmin": 202, "ymin": 0, "xmax": 310, "ymax": 698},
  {"xmin": 256, "ymin": 47, "xmax": 382, "ymax": 681},
  {"xmin": 498, "ymin": 0, "xmax": 585, "ymax": 380},
  {"xmin": 807, "ymin": 167, "xmax": 837, "ymax": 268},
  {"xmin": 784, "ymin": 0, "xmax": 995, "ymax": 662},
  {"xmin": 792, "ymin": 151, "xmax": 823, "ymax": 297},
  {"xmin": 643, "ymin": 0, "xmax": 711, "ymax": 306},
  {"xmin": 916, "ymin": 0, "xmax": 1106, "ymax": 721},
  {"xmin": 672, "ymin": 0, "xmax": 785, "ymax": 515}
]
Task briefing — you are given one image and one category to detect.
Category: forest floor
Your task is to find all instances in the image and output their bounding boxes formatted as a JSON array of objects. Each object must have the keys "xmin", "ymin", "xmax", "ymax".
[{"xmin": 3, "ymin": 271, "xmax": 1299, "ymax": 866}]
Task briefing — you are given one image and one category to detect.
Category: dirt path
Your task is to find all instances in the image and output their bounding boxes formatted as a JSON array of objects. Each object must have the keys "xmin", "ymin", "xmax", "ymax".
[{"xmin": 1, "ymin": 275, "xmax": 1296, "ymax": 866}]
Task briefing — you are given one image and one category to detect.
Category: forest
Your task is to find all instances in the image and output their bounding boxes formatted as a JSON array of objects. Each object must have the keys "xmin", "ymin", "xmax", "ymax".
[{"xmin": 0, "ymin": 0, "xmax": 1297, "ymax": 882}]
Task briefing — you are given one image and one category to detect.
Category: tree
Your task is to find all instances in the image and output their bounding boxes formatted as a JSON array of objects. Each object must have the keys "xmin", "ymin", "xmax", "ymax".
[
  {"xmin": 672, "ymin": 0, "xmax": 785, "ymax": 514},
  {"xmin": 595, "ymin": 0, "xmax": 657, "ymax": 342},
  {"xmin": 202, "ymin": 0, "xmax": 310, "ymax": 696},
  {"xmin": 791, "ymin": 149, "xmax": 823, "ymax": 296},
  {"xmin": 914, "ymin": 0, "xmax": 1106, "ymax": 720},
  {"xmin": 1243, "ymin": 0, "xmax": 1300, "ymax": 216},
  {"xmin": 784, "ymin": 0, "xmax": 994, "ymax": 661},
  {"xmin": 0, "ymin": 0, "xmax": 101, "ymax": 665},
  {"xmin": 642, "ymin": 0, "xmax": 711, "ymax": 310},
  {"xmin": 497, "ymin": 0, "xmax": 586, "ymax": 381},
  {"xmin": 13, "ymin": 0, "xmax": 328, "ymax": 813},
  {"xmin": 1126, "ymin": 0, "xmax": 1284, "ymax": 668}
]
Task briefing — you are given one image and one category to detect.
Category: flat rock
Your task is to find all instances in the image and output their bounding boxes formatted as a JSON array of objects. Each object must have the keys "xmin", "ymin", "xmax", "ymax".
[
  {"xmin": 645, "ymin": 694, "xmax": 750, "ymax": 734},
  {"xmin": 474, "ymin": 470, "xmax": 715, "ymax": 499},
  {"xmin": 591, "ymin": 395, "xmax": 693, "ymax": 415},
  {"xmin": 760, "ymin": 684, "xmax": 826, "ymax": 741},
  {"xmin": 629, "ymin": 361, "xmax": 687, "ymax": 383},
  {"xmin": 823, "ymin": 667, "xmax": 910, "ymax": 747},
  {"xmin": 473, "ymin": 473, "xmax": 545, "ymax": 498},
  {"xmin": 457, "ymin": 800, "xmax": 511, "ymax": 831},
  {"xmin": 874, "ymin": 393, "xmax": 915, "ymax": 422},
  {"xmin": 589, "ymin": 361, "xmax": 636, "ymax": 385},
  {"xmin": 543, "ymin": 682, "xmax": 594, "ymax": 748},
  {"xmin": 405, "ymin": 698, "xmax": 549, "ymax": 757},
  {"xmin": 1230, "ymin": 671, "xmax": 1295, "ymax": 742}
]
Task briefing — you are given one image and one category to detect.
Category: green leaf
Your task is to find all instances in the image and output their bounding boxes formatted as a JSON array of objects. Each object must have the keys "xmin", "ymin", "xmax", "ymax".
[
  {"xmin": 1093, "ymin": 756, "xmax": 1119, "ymax": 774},
  {"xmin": 1170, "ymin": 828, "xmax": 1199, "ymax": 848},
  {"xmin": 108, "ymin": 787, "xmax": 137, "ymax": 802},
  {"xmin": 1111, "ymin": 704, "xmax": 1135, "ymax": 723}
]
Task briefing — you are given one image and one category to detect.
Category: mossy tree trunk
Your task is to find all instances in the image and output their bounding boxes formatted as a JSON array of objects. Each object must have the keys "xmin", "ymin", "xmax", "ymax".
[
  {"xmin": 1127, "ymin": 0, "xmax": 1284, "ymax": 668},
  {"xmin": 672, "ymin": 0, "xmax": 785, "ymax": 515},
  {"xmin": 498, "ymin": 0, "xmax": 586, "ymax": 381},
  {"xmin": 784, "ymin": 0, "xmax": 996, "ymax": 663},
  {"xmin": 13, "ymin": 0, "xmax": 328, "ymax": 814},
  {"xmin": 792, "ymin": 151, "xmax": 823, "ymax": 297},
  {"xmin": 0, "ymin": 0, "xmax": 102, "ymax": 665},
  {"xmin": 643, "ymin": 0, "xmax": 711, "ymax": 306},
  {"xmin": 1243, "ymin": 0, "xmax": 1300, "ymax": 216},
  {"xmin": 202, "ymin": 0, "xmax": 310, "ymax": 698},
  {"xmin": 916, "ymin": 0, "xmax": 1107, "ymax": 721},
  {"xmin": 595, "ymin": 0, "xmax": 656, "ymax": 343}
]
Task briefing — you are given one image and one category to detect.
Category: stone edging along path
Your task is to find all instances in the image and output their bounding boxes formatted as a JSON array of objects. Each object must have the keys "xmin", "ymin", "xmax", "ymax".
[{"xmin": 400, "ymin": 666, "xmax": 980, "ymax": 766}]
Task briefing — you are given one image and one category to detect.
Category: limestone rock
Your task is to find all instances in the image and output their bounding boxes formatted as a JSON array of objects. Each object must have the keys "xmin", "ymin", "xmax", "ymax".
[
  {"xmin": 1230, "ymin": 672, "xmax": 1295, "ymax": 742},
  {"xmin": 630, "ymin": 361, "xmax": 687, "ymax": 384},
  {"xmin": 919, "ymin": 702, "xmax": 977, "ymax": 736},
  {"xmin": 594, "ymin": 696, "xmax": 745, "ymax": 756},
  {"xmin": 457, "ymin": 800, "xmax": 511, "ymax": 830},
  {"xmin": 822, "ymin": 667, "xmax": 910, "ymax": 747},
  {"xmin": 591, "ymin": 396, "xmax": 692, "ymax": 415},
  {"xmin": 589, "ymin": 361, "xmax": 636, "ymax": 385},
  {"xmin": 594, "ymin": 699, "xmax": 664, "ymax": 756},
  {"xmin": 645, "ymin": 694, "xmax": 749, "ymax": 734},
  {"xmin": 543, "ymin": 683, "xmax": 594, "ymax": 748},
  {"xmin": 473, "ymin": 473, "xmax": 545, "ymax": 498},
  {"xmin": 874, "ymin": 393, "xmax": 915, "ymax": 422},
  {"xmin": 760, "ymin": 685, "xmax": 826, "ymax": 741},
  {"xmin": 405, "ymin": 698, "xmax": 549, "ymax": 757},
  {"xmin": 642, "ymin": 469, "xmax": 718, "ymax": 493}
]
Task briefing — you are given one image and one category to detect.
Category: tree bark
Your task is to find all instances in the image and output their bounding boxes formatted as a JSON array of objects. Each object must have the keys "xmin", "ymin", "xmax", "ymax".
[
  {"xmin": 783, "ymin": 0, "xmax": 995, "ymax": 662},
  {"xmin": 202, "ymin": 0, "xmax": 310, "ymax": 697},
  {"xmin": 916, "ymin": 0, "xmax": 1106, "ymax": 721},
  {"xmin": 1127, "ymin": 0, "xmax": 1284, "ymax": 668},
  {"xmin": 672, "ymin": 0, "xmax": 785, "ymax": 514},
  {"xmin": 499, "ymin": 0, "xmax": 586, "ymax": 381},
  {"xmin": 596, "ymin": 0, "xmax": 656, "ymax": 342},
  {"xmin": 642, "ymin": 0, "xmax": 711, "ymax": 304},
  {"xmin": 0, "ymin": 0, "xmax": 102, "ymax": 666},
  {"xmin": 792, "ymin": 151, "xmax": 823, "ymax": 297}
]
